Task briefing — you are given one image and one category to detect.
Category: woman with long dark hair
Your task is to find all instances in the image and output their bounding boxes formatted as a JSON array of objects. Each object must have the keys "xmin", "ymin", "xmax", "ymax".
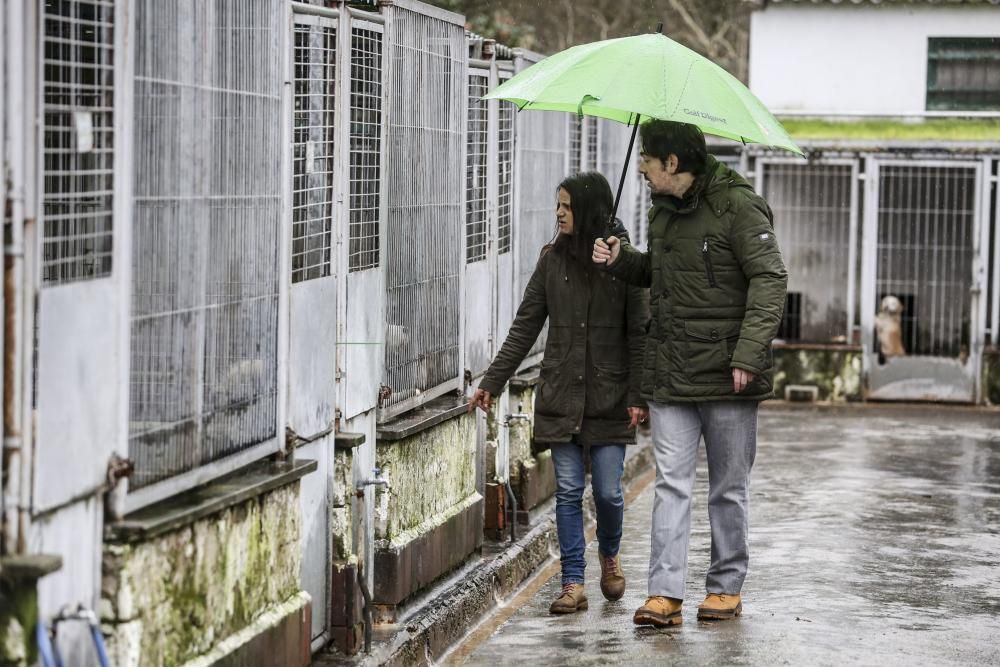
[{"xmin": 470, "ymin": 171, "xmax": 649, "ymax": 614}]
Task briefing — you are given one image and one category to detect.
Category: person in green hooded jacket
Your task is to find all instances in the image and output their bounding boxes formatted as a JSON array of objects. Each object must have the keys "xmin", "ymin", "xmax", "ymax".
[
  {"xmin": 470, "ymin": 171, "xmax": 649, "ymax": 615},
  {"xmin": 593, "ymin": 120, "xmax": 787, "ymax": 627}
]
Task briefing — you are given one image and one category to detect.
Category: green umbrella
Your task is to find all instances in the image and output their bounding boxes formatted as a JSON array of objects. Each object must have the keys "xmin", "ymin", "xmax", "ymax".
[
  {"xmin": 484, "ymin": 29, "xmax": 802, "ymax": 224},
  {"xmin": 485, "ymin": 32, "xmax": 801, "ymax": 154}
]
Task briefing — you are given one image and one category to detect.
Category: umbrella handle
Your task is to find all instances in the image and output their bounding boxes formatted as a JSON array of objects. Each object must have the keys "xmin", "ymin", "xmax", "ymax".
[{"xmin": 609, "ymin": 113, "xmax": 641, "ymax": 237}]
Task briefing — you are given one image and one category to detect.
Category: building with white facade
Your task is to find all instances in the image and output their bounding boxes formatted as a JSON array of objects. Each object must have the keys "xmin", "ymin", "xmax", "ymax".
[{"xmin": 746, "ymin": 0, "xmax": 1000, "ymax": 404}]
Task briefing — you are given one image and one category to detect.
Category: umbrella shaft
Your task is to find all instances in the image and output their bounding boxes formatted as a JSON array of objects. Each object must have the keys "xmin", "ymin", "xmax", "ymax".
[{"xmin": 610, "ymin": 114, "xmax": 641, "ymax": 234}]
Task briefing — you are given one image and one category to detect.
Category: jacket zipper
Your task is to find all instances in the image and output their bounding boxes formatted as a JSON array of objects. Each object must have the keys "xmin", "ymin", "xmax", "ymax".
[{"xmin": 701, "ymin": 237, "xmax": 718, "ymax": 288}]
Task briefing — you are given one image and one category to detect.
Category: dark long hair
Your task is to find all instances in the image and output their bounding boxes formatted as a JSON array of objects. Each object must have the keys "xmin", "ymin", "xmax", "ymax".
[{"xmin": 552, "ymin": 171, "xmax": 613, "ymax": 270}]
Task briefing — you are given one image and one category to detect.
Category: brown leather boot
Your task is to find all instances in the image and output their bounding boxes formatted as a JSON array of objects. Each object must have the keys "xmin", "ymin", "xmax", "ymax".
[
  {"xmin": 549, "ymin": 583, "xmax": 588, "ymax": 614},
  {"xmin": 633, "ymin": 596, "xmax": 682, "ymax": 627},
  {"xmin": 598, "ymin": 552, "xmax": 626, "ymax": 601},
  {"xmin": 697, "ymin": 593, "xmax": 742, "ymax": 620}
]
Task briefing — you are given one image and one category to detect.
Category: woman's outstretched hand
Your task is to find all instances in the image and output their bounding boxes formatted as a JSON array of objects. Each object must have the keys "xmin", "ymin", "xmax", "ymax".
[
  {"xmin": 468, "ymin": 388, "xmax": 493, "ymax": 413},
  {"xmin": 592, "ymin": 236, "xmax": 620, "ymax": 265},
  {"xmin": 628, "ymin": 406, "xmax": 648, "ymax": 429}
]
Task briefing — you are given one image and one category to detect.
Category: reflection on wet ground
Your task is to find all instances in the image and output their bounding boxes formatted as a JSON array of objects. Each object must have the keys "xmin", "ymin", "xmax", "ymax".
[{"xmin": 454, "ymin": 406, "xmax": 1000, "ymax": 666}]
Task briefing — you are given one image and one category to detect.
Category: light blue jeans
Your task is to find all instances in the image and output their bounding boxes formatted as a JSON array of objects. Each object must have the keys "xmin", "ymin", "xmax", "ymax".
[
  {"xmin": 647, "ymin": 401, "xmax": 758, "ymax": 599},
  {"xmin": 551, "ymin": 442, "xmax": 626, "ymax": 585}
]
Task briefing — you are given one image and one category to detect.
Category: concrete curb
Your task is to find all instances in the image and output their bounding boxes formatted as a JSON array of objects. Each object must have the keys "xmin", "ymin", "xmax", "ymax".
[{"xmin": 347, "ymin": 437, "xmax": 654, "ymax": 667}]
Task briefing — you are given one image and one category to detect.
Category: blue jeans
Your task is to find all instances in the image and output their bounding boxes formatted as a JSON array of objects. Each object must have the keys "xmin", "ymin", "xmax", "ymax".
[{"xmin": 551, "ymin": 442, "xmax": 626, "ymax": 585}]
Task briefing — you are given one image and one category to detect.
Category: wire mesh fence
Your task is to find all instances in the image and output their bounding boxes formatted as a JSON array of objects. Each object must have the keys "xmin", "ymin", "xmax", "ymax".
[
  {"xmin": 465, "ymin": 72, "xmax": 489, "ymax": 264},
  {"xmin": 348, "ymin": 23, "xmax": 382, "ymax": 272},
  {"xmin": 496, "ymin": 74, "xmax": 515, "ymax": 256},
  {"xmin": 41, "ymin": 0, "xmax": 115, "ymax": 285},
  {"xmin": 568, "ymin": 114, "xmax": 582, "ymax": 175},
  {"xmin": 291, "ymin": 17, "xmax": 337, "ymax": 284},
  {"xmin": 585, "ymin": 116, "xmax": 599, "ymax": 172},
  {"xmin": 383, "ymin": 7, "xmax": 465, "ymax": 411},
  {"xmin": 515, "ymin": 55, "xmax": 568, "ymax": 359},
  {"xmin": 128, "ymin": 0, "xmax": 283, "ymax": 490},
  {"xmin": 760, "ymin": 161, "xmax": 855, "ymax": 342},
  {"xmin": 875, "ymin": 163, "xmax": 978, "ymax": 357},
  {"xmin": 598, "ymin": 119, "xmax": 645, "ymax": 245}
]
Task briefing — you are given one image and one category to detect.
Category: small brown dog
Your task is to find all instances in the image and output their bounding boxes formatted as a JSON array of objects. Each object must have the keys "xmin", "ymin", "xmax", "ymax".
[{"xmin": 875, "ymin": 295, "xmax": 906, "ymax": 357}]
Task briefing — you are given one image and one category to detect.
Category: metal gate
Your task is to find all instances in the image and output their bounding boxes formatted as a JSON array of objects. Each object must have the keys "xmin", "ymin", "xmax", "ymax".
[
  {"xmin": 861, "ymin": 158, "xmax": 990, "ymax": 402},
  {"xmin": 757, "ymin": 158, "xmax": 860, "ymax": 343},
  {"xmin": 288, "ymin": 5, "xmax": 340, "ymax": 642},
  {"xmin": 339, "ymin": 11, "xmax": 384, "ymax": 420},
  {"xmin": 464, "ymin": 65, "xmax": 492, "ymax": 378},
  {"xmin": 34, "ymin": 0, "xmax": 124, "ymax": 513},
  {"xmin": 382, "ymin": 4, "xmax": 465, "ymax": 417},
  {"xmin": 495, "ymin": 65, "xmax": 516, "ymax": 346}
]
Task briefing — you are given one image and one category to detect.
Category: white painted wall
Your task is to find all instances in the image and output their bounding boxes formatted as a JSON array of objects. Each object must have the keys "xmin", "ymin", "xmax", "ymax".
[{"xmin": 749, "ymin": 4, "xmax": 1000, "ymax": 115}]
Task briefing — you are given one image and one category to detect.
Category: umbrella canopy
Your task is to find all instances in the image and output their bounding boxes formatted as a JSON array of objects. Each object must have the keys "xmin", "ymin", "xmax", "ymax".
[{"xmin": 484, "ymin": 32, "xmax": 802, "ymax": 155}]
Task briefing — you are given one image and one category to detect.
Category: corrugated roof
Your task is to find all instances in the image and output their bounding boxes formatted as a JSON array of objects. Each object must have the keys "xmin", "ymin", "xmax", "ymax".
[{"xmin": 748, "ymin": 0, "xmax": 1000, "ymax": 6}]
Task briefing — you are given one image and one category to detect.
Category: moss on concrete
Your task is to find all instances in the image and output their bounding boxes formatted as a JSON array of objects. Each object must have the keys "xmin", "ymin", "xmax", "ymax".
[
  {"xmin": 773, "ymin": 347, "xmax": 863, "ymax": 402},
  {"xmin": 0, "ymin": 584, "xmax": 35, "ymax": 667},
  {"xmin": 102, "ymin": 483, "xmax": 302, "ymax": 667},
  {"xmin": 782, "ymin": 117, "xmax": 1000, "ymax": 142},
  {"xmin": 374, "ymin": 411, "xmax": 477, "ymax": 543},
  {"xmin": 331, "ymin": 447, "xmax": 354, "ymax": 561}
]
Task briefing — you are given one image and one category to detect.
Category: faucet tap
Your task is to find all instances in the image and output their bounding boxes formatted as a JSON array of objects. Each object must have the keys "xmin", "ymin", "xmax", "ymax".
[
  {"xmin": 356, "ymin": 467, "xmax": 391, "ymax": 497},
  {"xmin": 503, "ymin": 403, "xmax": 530, "ymax": 427}
]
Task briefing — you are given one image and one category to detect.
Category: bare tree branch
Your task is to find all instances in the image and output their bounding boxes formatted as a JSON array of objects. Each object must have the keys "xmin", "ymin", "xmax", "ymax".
[{"xmin": 666, "ymin": 0, "xmax": 714, "ymax": 53}]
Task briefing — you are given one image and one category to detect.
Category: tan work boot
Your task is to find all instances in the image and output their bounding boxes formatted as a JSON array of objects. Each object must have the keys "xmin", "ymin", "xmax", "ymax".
[
  {"xmin": 599, "ymin": 551, "xmax": 626, "ymax": 600},
  {"xmin": 697, "ymin": 593, "xmax": 743, "ymax": 620},
  {"xmin": 549, "ymin": 583, "xmax": 588, "ymax": 614},
  {"xmin": 633, "ymin": 596, "xmax": 682, "ymax": 627}
]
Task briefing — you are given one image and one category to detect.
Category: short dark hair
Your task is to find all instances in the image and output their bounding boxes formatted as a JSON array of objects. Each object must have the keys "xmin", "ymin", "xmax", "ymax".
[
  {"xmin": 639, "ymin": 120, "xmax": 708, "ymax": 176},
  {"xmin": 553, "ymin": 171, "xmax": 613, "ymax": 270}
]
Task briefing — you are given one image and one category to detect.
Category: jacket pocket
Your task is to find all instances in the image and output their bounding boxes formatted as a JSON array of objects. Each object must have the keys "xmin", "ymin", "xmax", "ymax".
[
  {"xmin": 683, "ymin": 320, "xmax": 741, "ymax": 385},
  {"xmin": 701, "ymin": 237, "xmax": 718, "ymax": 288},
  {"xmin": 589, "ymin": 364, "xmax": 629, "ymax": 419}
]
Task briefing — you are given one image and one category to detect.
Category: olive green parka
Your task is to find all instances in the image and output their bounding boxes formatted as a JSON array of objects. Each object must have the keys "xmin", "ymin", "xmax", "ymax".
[
  {"xmin": 608, "ymin": 156, "xmax": 787, "ymax": 402},
  {"xmin": 479, "ymin": 226, "xmax": 649, "ymax": 446}
]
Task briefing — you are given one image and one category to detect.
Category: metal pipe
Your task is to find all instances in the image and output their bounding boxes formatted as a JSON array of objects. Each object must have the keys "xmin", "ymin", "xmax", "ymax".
[
  {"xmin": 357, "ymin": 557, "xmax": 374, "ymax": 654},
  {"xmin": 501, "ymin": 408, "xmax": 529, "ymax": 542},
  {"xmin": 504, "ymin": 479, "xmax": 517, "ymax": 543},
  {"xmin": 2, "ymin": 0, "xmax": 26, "ymax": 555},
  {"xmin": 290, "ymin": 1, "xmax": 339, "ymax": 20}
]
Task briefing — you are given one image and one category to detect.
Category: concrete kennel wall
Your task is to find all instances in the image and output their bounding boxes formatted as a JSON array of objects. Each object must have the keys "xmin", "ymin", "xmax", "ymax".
[
  {"xmin": 101, "ymin": 466, "xmax": 313, "ymax": 667},
  {"xmin": 372, "ymin": 398, "xmax": 483, "ymax": 617}
]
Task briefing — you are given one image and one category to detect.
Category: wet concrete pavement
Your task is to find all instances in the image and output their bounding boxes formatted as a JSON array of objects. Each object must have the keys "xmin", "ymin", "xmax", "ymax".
[{"xmin": 448, "ymin": 406, "xmax": 1000, "ymax": 666}]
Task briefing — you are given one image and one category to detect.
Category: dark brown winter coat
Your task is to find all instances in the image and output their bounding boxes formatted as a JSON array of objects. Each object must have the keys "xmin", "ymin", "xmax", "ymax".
[{"xmin": 479, "ymin": 228, "xmax": 649, "ymax": 446}]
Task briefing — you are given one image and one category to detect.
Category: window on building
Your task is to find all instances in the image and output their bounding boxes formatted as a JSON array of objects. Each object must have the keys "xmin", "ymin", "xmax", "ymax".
[{"xmin": 926, "ymin": 37, "xmax": 1000, "ymax": 111}]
